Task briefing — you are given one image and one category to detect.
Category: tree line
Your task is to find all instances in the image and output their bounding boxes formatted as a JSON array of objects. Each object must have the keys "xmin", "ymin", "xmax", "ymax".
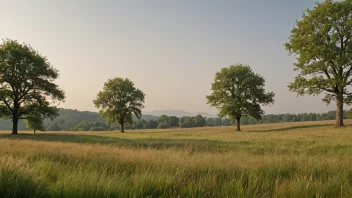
[
  {"xmin": 1, "ymin": 0, "xmax": 352, "ymax": 133},
  {"xmin": 58, "ymin": 110, "xmax": 352, "ymax": 131},
  {"xmin": 2, "ymin": 108, "xmax": 351, "ymax": 131}
]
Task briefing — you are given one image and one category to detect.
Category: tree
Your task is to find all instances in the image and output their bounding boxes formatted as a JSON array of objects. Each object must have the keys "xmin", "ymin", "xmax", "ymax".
[
  {"xmin": 347, "ymin": 108, "xmax": 352, "ymax": 119},
  {"xmin": 133, "ymin": 120, "xmax": 145, "ymax": 129},
  {"xmin": 179, "ymin": 116, "xmax": 194, "ymax": 128},
  {"xmin": 145, "ymin": 120, "xmax": 158, "ymax": 129},
  {"xmin": 47, "ymin": 123, "xmax": 61, "ymax": 131},
  {"xmin": 214, "ymin": 118, "xmax": 222, "ymax": 126},
  {"xmin": 158, "ymin": 115, "xmax": 169, "ymax": 124},
  {"xmin": 93, "ymin": 77, "xmax": 145, "ymax": 133},
  {"xmin": 206, "ymin": 118, "xmax": 215, "ymax": 126},
  {"xmin": 0, "ymin": 39, "xmax": 65, "ymax": 134},
  {"xmin": 157, "ymin": 122, "xmax": 170, "ymax": 129},
  {"xmin": 168, "ymin": 116, "xmax": 179, "ymax": 128},
  {"xmin": 25, "ymin": 115, "xmax": 45, "ymax": 134},
  {"xmin": 285, "ymin": 0, "xmax": 352, "ymax": 127},
  {"xmin": 222, "ymin": 118, "xmax": 232, "ymax": 126},
  {"xmin": 194, "ymin": 115, "xmax": 206, "ymax": 127},
  {"xmin": 206, "ymin": 64, "xmax": 274, "ymax": 131}
]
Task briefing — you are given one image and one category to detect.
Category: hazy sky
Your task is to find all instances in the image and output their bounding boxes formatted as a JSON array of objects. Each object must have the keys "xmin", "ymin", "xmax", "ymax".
[{"xmin": 1, "ymin": 0, "xmax": 342, "ymax": 115}]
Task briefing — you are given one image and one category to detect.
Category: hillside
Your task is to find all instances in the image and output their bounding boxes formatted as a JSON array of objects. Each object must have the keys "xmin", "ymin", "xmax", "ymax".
[
  {"xmin": 0, "ymin": 109, "xmax": 159, "ymax": 130},
  {"xmin": 144, "ymin": 109, "xmax": 218, "ymax": 118}
]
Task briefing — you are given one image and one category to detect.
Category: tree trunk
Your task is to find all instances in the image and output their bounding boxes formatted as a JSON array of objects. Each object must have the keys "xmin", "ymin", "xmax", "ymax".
[
  {"xmin": 34, "ymin": 129, "xmax": 36, "ymax": 134},
  {"xmin": 12, "ymin": 116, "xmax": 18, "ymax": 135},
  {"xmin": 236, "ymin": 116, "xmax": 241, "ymax": 131},
  {"xmin": 335, "ymin": 93, "xmax": 344, "ymax": 127},
  {"xmin": 121, "ymin": 123, "xmax": 125, "ymax": 133}
]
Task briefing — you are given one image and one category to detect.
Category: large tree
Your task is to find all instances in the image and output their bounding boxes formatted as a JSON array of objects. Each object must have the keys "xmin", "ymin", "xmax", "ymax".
[
  {"xmin": 0, "ymin": 39, "xmax": 65, "ymax": 134},
  {"xmin": 285, "ymin": 0, "xmax": 352, "ymax": 127},
  {"xmin": 206, "ymin": 64, "xmax": 274, "ymax": 131},
  {"xmin": 93, "ymin": 77, "xmax": 145, "ymax": 132}
]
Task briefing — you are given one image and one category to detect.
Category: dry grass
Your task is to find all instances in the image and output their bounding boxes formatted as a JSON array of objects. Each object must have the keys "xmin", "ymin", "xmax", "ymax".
[{"xmin": 0, "ymin": 120, "xmax": 352, "ymax": 197}]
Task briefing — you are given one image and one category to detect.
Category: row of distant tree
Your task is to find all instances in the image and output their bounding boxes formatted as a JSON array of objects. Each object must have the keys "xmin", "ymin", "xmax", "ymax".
[{"xmin": 32, "ymin": 109, "xmax": 351, "ymax": 131}]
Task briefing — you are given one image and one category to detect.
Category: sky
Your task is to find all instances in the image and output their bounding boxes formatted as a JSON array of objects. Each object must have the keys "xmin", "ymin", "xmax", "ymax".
[{"xmin": 0, "ymin": 0, "xmax": 342, "ymax": 115}]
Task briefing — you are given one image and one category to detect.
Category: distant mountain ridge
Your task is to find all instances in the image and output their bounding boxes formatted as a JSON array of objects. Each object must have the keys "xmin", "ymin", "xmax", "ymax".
[{"xmin": 143, "ymin": 109, "xmax": 218, "ymax": 118}]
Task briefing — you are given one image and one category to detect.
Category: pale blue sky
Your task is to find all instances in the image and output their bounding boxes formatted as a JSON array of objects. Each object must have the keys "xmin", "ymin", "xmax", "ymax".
[{"xmin": 1, "ymin": 0, "xmax": 339, "ymax": 114}]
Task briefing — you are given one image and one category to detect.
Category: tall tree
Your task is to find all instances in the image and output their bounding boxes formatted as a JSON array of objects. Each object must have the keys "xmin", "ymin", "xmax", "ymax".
[
  {"xmin": 0, "ymin": 39, "xmax": 65, "ymax": 134},
  {"xmin": 93, "ymin": 77, "xmax": 145, "ymax": 132},
  {"xmin": 206, "ymin": 64, "xmax": 274, "ymax": 131},
  {"xmin": 285, "ymin": 0, "xmax": 352, "ymax": 127}
]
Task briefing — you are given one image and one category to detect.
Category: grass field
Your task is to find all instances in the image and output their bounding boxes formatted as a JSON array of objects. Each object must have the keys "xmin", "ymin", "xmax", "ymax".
[{"xmin": 1, "ymin": 120, "xmax": 352, "ymax": 197}]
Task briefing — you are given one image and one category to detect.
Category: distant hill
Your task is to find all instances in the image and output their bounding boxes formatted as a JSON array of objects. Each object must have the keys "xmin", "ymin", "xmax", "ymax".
[
  {"xmin": 0, "ymin": 108, "xmax": 216, "ymax": 130},
  {"xmin": 0, "ymin": 108, "xmax": 159, "ymax": 130},
  {"xmin": 144, "ymin": 109, "xmax": 218, "ymax": 118},
  {"xmin": 2, "ymin": 108, "xmax": 345, "ymax": 131}
]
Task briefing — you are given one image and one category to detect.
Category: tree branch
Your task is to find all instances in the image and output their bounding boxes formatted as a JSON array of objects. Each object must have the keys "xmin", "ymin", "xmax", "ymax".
[
  {"xmin": 321, "ymin": 87, "xmax": 335, "ymax": 93},
  {"xmin": 323, "ymin": 70, "xmax": 332, "ymax": 79},
  {"xmin": 0, "ymin": 97, "xmax": 13, "ymax": 112},
  {"xmin": 345, "ymin": 66, "xmax": 352, "ymax": 83}
]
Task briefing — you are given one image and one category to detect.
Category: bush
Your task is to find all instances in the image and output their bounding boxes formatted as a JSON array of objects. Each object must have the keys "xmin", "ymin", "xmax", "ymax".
[
  {"xmin": 157, "ymin": 122, "xmax": 170, "ymax": 129},
  {"xmin": 144, "ymin": 120, "xmax": 158, "ymax": 129},
  {"xmin": 90, "ymin": 127, "xmax": 105, "ymax": 131},
  {"xmin": 47, "ymin": 123, "xmax": 61, "ymax": 131}
]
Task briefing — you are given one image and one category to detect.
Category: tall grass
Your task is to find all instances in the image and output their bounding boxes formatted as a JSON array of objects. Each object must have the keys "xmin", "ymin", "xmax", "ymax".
[{"xmin": 0, "ymin": 120, "xmax": 352, "ymax": 197}]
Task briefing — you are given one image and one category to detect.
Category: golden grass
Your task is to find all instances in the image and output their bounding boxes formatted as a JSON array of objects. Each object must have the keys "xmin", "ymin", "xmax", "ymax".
[{"xmin": 0, "ymin": 120, "xmax": 352, "ymax": 197}]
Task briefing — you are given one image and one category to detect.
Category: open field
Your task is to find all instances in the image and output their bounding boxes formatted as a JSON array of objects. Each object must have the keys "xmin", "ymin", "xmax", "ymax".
[{"xmin": 1, "ymin": 120, "xmax": 352, "ymax": 197}]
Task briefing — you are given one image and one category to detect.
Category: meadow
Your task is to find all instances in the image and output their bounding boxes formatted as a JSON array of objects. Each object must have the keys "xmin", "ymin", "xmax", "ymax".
[{"xmin": 1, "ymin": 120, "xmax": 352, "ymax": 197}]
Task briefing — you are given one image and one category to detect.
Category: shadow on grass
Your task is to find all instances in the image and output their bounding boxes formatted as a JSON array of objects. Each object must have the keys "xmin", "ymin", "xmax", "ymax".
[
  {"xmin": 1, "ymin": 124, "xmax": 349, "ymax": 150},
  {"xmin": 248, "ymin": 124, "xmax": 350, "ymax": 132},
  {"xmin": 0, "ymin": 133, "xmax": 244, "ymax": 152}
]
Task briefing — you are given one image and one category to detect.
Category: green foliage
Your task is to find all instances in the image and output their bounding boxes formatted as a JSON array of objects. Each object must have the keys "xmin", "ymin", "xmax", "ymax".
[
  {"xmin": 285, "ymin": 0, "xmax": 352, "ymax": 126},
  {"xmin": 206, "ymin": 64, "xmax": 274, "ymax": 130},
  {"xmin": 1, "ymin": 108, "xmax": 346, "ymax": 131},
  {"xmin": 133, "ymin": 120, "xmax": 145, "ymax": 129},
  {"xmin": 194, "ymin": 115, "xmax": 206, "ymax": 127},
  {"xmin": 25, "ymin": 115, "xmax": 45, "ymax": 133},
  {"xmin": 158, "ymin": 115, "xmax": 169, "ymax": 124},
  {"xmin": 168, "ymin": 116, "xmax": 179, "ymax": 128},
  {"xmin": 347, "ymin": 109, "xmax": 352, "ymax": 119},
  {"xmin": 206, "ymin": 118, "xmax": 223, "ymax": 126},
  {"xmin": 0, "ymin": 39, "xmax": 65, "ymax": 134},
  {"xmin": 47, "ymin": 123, "xmax": 61, "ymax": 131},
  {"xmin": 157, "ymin": 115, "xmax": 179, "ymax": 129},
  {"xmin": 70, "ymin": 121, "xmax": 109, "ymax": 131},
  {"xmin": 93, "ymin": 78, "xmax": 145, "ymax": 132},
  {"xmin": 144, "ymin": 120, "xmax": 158, "ymax": 129},
  {"xmin": 157, "ymin": 122, "xmax": 170, "ymax": 129},
  {"xmin": 179, "ymin": 116, "xmax": 195, "ymax": 128}
]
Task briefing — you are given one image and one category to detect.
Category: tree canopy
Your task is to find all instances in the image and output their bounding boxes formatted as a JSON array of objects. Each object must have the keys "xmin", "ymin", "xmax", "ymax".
[
  {"xmin": 285, "ymin": 0, "xmax": 352, "ymax": 126},
  {"xmin": 206, "ymin": 64, "xmax": 274, "ymax": 131},
  {"xmin": 0, "ymin": 39, "xmax": 65, "ymax": 134},
  {"xmin": 25, "ymin": 115, "xmax": 45, "ymax": 133},
  {"xmin": 93, "ymin": 77, "xmax": 145, "ymax": 132}
]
